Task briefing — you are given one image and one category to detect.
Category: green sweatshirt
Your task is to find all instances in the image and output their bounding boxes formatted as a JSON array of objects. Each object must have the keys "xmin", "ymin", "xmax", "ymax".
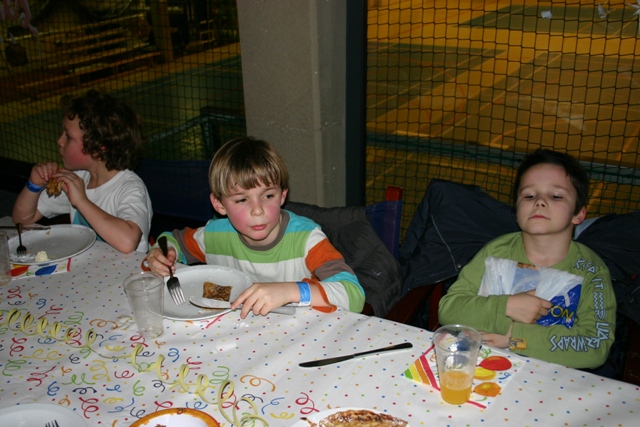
[{"xmin": 439, "ymin": 232, "xmax": 616, "ymax": 369}]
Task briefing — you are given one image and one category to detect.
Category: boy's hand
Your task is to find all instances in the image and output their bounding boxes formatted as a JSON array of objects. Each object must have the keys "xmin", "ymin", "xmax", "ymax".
[
  {"xmin": 145, "ymin": 247, "xmax": 176, "ymax": 276},
  {"xmin": 506, "ymin": 290, "xmax": 552, "ymax": 324},
  {"xmin": 30, "ymin": 161, "xmax": 60, "ymax": 187},
  {"xmin": 232, "ymin": 282, "xmax": 297, "ymax": 319},
  {"xmin": 480, "ymin": 323, "xmax": 512, "ymax": 349},
  {"xmin": 52, "ymin": 169, "xmax": 87, "ymax": 205},
  {"xmin": 480, "ymin": 332, "xmax": 509, "ymax": 348}
]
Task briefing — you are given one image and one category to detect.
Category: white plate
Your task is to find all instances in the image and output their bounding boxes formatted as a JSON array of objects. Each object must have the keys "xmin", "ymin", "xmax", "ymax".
[
  {"xmin": 8, "ymin": 224, "xmax": 96, "ymax": 265},
  {"xmin": 0, "ymin": 403, "xmax": 87, "ymax": 426},
  {"xmin": 290, "ymin": 407, "xmax": 410, "ymax": 427},
  {"xmin": 163, "ymin": 264, "xmax": 253, "ymax": 321}
]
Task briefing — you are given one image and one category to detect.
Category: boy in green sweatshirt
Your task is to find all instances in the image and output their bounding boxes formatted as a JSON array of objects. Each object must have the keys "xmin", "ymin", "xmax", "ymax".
[{"xmin": 439, "ymin": 149, "xmax": 616, "ymax": 369}]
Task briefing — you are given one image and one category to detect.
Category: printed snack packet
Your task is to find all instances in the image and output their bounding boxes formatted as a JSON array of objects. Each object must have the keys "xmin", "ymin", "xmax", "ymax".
[{"xmin": 479, "ymin": 257, "xmax": 582, "ymax": 328}]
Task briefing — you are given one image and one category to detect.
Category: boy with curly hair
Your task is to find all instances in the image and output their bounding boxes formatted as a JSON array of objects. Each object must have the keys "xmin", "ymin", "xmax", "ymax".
[{"xmin": 12, "ymin": 89, "xmax": 152, "ymax": 253}]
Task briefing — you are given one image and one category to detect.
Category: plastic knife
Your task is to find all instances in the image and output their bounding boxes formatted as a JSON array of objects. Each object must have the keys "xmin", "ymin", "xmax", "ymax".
[{"xmin": 298, "ymin": 342, "xmax": 413, "ymax": 367}]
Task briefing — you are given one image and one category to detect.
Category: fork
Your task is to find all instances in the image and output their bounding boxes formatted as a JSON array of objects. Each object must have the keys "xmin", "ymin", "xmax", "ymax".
[
  {"xmin": 15, "ymin": 223, "xmax": 27, "ymax": 255},
  {"xmin": 158, "ymin": 236, "xmax": 185, "ymax": 305},
  {"xmin": 45, "ymin": 421, "xmax": 59, "ymax": 427}
]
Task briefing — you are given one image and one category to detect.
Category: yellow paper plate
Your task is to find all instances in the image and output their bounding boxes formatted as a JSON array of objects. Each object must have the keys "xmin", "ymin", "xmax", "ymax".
[{"xmin": 130, "ymin": 408, "xmax": 220, "ymax": 427}]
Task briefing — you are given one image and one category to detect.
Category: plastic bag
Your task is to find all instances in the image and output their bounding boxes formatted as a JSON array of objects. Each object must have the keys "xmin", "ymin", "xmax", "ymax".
[{"xmin": 479, "ymin": 257, "xmax": 582, "ymax": 328}]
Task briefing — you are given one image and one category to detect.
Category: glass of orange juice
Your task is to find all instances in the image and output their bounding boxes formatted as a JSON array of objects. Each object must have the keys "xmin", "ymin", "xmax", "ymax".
[{"xmin": 433, "ymin": 324, "xmax": 482, "ymax": 405}]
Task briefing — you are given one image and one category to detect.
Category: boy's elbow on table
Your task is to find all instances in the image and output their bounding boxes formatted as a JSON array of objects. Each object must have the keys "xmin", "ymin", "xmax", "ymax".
[
  {"xmin": 110, "ymin": 238, "xmax": 139, "ymax": 254},
  {"xmin": 114, "ymin": 233, "xmax": 143, "ymax": 254}
]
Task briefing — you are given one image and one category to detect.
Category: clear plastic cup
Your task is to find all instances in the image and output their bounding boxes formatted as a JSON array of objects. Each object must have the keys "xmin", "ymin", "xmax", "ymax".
[
  {"xmin": 433, "ymin": 324, "xmax": 482, "ymax": 404},
  {"xmin": 123, "ymin": 271, "xmax": 164, "ymax": 339}
]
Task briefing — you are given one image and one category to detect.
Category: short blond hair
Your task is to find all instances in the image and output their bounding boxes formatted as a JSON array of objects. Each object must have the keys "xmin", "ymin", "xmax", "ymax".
[{"xmin": 209, "ymin": 137, "xmax": 289, "ymax": 199}]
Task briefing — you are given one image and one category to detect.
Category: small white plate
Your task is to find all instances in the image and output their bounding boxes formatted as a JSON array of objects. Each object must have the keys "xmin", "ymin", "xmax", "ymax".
[
  {"xmin": 0, "ymin": 403, "xmax": 87, "ymax": 426},
  {"xmin": 289, "ymin": 407, "xmax": 410, "ymax": 427},
  {"xmin": 8, "ymin": 224, "xmax": 96, "ymax": 265},
  {"xmin": 163, "ymin": 264, "xmax": 252, "ymax": 321}
]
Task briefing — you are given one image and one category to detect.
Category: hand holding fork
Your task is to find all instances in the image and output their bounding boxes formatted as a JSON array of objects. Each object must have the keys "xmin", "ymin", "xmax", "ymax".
[{"xmin": 158, "ymin": 236, "xmax": 185, "ymax": 305}]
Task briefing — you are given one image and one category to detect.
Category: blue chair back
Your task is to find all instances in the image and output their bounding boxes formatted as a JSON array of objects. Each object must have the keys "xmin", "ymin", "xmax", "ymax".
[
  {"xmin": 365, "ymin": 194, "xmax": 403, "ymax": 259},
  {"xmin": 136, "ymin": 159, "xmax": 214, "ymax": 223}
]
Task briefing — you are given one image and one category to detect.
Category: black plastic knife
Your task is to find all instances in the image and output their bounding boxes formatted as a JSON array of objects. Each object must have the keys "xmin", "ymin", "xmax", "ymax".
[{"xmin": 298, "ymin": 342, "xmax": 413, "ymax": 368}]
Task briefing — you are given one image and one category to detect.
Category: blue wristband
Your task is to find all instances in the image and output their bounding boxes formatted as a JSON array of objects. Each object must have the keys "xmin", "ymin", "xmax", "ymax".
[
  {"xmin": 297, "ymin": 281, "xmax": 311, "ymax": 306},
  {"xmin": 25, "ymin": 179, "xmax": 44, "ymax": 193}
]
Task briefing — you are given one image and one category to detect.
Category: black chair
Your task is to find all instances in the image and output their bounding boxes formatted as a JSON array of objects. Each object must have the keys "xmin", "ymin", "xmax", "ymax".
[
  {"xmin": 285, "ymin": 186, "xmax": 404, "ymax": 317},
  {"xmin": 385, "ymin": 179, "xmax": 518, "ymax": 329}
]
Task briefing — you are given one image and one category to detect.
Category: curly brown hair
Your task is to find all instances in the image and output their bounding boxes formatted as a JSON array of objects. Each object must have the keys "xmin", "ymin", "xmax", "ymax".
[{"xmin": 60, "ymin": 89, "xmax": 146, "ymax": 171}]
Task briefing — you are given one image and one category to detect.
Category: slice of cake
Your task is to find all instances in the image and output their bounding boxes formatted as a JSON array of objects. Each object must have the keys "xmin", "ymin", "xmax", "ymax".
[{"xmin": 203, "ymin": 281, "xmax": 232, "ymax": 301}]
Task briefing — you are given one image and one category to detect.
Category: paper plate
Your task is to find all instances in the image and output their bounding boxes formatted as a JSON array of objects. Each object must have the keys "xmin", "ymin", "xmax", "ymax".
[
  {"xmin": 130, "ymin": 408, "xmax": 220, "ymax": 427},
  {"xmin": 290, "ymin": 407, "xmax": 410, "ymax": 427},
  {"xmin": 163, "ymin": 264, "xmax": 252, "ymax": 321},
  {"xmin": 8, "ymin": 224, "xmax": 96, "ymax": 265},
  {"xmin": 0, "ymin": 403, "xmax": 87, "ymax": 426}
]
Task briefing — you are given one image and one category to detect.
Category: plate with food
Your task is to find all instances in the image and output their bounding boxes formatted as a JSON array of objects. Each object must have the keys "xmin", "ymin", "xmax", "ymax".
[
  {"xmin": 290, "ymin": 407, "xmax": 409, "ymax": 427},
  {"xmin": 130, "ymin": 407, "xmax": 220, "ymax": 427},
  {"xmin": 0, "ymin": 403, "xmax": 87, "ymax": 426},
  {"xmin": 8, "ymin": 224, "xmax": 97, "ymax": 265},
  {"xmin": 163, "ymin": 264, "xmax": 253, "ymax": 320}
]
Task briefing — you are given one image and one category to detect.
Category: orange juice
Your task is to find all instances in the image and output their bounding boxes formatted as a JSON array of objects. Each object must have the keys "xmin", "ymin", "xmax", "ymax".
[{"xmin": 440, "ymin": 370, "xmax": 472, "ymax": 404}]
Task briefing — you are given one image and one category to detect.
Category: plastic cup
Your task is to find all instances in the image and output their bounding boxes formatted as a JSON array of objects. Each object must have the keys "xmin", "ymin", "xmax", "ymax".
[
  {"xmin": 123, "ymin": 271, "xmax": 164, "ymax": 339},
  {"xmin": 433, "ymin": 324, "xmax": 482, "ymax": 405},
  {"xmin": 0, "ymin": 231, "xmax": 11, "ymax": 286}
]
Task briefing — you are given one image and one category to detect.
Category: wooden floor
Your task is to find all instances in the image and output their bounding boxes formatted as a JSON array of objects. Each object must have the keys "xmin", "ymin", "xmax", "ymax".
[
  {"xmin": 365, "ymin": 0, "xmax": 640, "ymax": 226},
  {"xmin": 366, "ymin": 1, "xmax": 639, "ymax": 163}
]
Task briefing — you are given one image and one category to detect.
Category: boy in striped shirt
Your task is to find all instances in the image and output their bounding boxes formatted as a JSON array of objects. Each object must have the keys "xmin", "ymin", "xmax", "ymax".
[{"xmin": 145, "ymin": 137, "xmax": 364, "ymax": 318}]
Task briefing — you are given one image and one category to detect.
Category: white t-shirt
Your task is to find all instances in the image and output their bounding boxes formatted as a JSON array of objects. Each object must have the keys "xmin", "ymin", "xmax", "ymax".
[{"xmin": 37, "ymin": 170, "xmax": 153, "ymax": 252}]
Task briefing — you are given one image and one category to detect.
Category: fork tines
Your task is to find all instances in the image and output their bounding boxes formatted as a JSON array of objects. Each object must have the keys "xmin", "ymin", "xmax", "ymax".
[
  {"xmin": 15, "ymin": 223, "xmax": 27, "ymax": 255},
  {"xmin": 45, "ymin": 421, "xmax": 60, "ymax": 427},
  {"xmin": 168, "ymin": 280, "xmax": 185, "ymax": 305}
]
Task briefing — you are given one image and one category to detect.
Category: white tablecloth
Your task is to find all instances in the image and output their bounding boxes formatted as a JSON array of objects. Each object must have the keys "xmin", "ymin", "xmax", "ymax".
[{"xmin": 0, "ymin": 222, "xmax": 638, "ymax": 426}]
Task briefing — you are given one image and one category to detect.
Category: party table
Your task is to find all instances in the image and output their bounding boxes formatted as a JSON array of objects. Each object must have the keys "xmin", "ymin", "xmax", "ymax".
[{"xmin": 0, "ymin": 219, "xmax": 638, "ymax": 426}]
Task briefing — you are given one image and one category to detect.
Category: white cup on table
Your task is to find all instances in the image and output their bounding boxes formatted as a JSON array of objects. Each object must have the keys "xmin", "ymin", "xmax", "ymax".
[
  {"xmin": 123, "ymin": 271, "xmax": 165, "ymax": 339},
  {"xmin": 0, "ymin": 231, "xmax": 11, "ymax": 286}
]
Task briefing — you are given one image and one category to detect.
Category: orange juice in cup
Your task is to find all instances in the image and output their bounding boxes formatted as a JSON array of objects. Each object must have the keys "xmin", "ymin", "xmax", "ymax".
[
  {"xmin": 439, "ymin": 370, "xmax": 473, "ymax": 404},
  {"xmin": 433, "ymin": 324, "xmax": 482, "ymax": 405}
]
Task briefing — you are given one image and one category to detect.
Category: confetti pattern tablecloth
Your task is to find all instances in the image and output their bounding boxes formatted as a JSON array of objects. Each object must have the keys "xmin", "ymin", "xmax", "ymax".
[{"xmin": 0, "ymin": 232, "xmax": 639, "ymax": 426}]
